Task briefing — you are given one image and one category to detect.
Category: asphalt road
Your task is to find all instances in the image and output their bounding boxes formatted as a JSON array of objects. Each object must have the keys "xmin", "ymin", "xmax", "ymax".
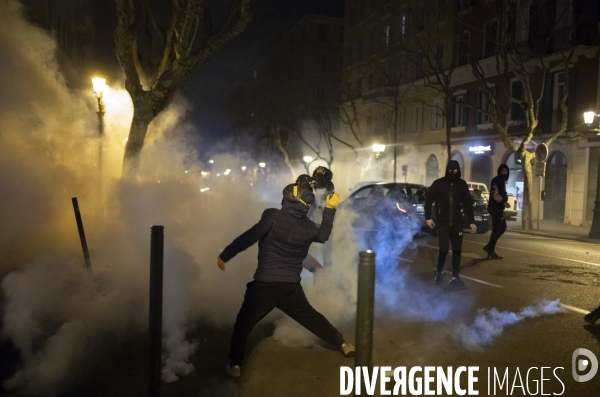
[{"xmin": 3, "ymin": 231, "xmax": 599, "ymax": 397}]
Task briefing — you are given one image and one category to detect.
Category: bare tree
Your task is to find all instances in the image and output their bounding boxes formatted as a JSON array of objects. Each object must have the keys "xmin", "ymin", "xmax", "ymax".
[
  {"xmin": 465, "ymin": 1, "xmax": 579, "ymax": 230},
  {"xmin": 114, "ymin": 0, "xmax": 252, "ymax": 174}
]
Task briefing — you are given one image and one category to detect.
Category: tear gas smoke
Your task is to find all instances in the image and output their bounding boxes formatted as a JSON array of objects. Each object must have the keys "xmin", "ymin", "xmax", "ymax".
[{"xmin": 458, "ymin": 299, "xmax": 566, "ymax": 350}]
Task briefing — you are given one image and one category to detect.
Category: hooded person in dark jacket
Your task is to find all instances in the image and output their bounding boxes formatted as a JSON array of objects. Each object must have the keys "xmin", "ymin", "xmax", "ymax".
[
  {"xmin": 425, "ymin": 160, "xmax": 476, "ymax": 289},
  {"xmin": 484, "ymin": 164, "xmax": 511, "ymax": 259},
  {"xmin": 217, "ymin": 181, "xmax": 354, "ymax": 377}
]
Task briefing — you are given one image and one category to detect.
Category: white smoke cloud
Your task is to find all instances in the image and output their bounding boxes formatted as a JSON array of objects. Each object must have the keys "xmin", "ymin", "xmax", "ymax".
[{"xmin": 458, "ymin": 299, "xmax": 567, "ymax": 350}]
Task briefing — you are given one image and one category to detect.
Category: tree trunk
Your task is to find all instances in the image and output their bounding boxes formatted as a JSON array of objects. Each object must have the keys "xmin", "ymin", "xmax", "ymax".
[
  {"xmin": 122, "ymin": 103, "xmax": 155, "ymax": 176},
  {"xmin": 521, "ymin": 152, "xmax": 535, "ymax": 230}
]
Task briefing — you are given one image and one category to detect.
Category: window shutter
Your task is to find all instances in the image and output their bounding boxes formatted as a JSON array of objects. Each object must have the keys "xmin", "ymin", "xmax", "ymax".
[
  {"xmin": 463, "ymin": 93, "xmax": 469, "ymax": 126},
  {"xmin": 566, "ymin": 68, "xmax": 577, "ymax": 128},
  {"xmin": 541, "ymin": 72, "xmax": 554, "ymax": 133}
]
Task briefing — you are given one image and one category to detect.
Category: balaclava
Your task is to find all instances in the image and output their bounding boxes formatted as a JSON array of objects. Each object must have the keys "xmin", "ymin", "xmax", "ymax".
[
  {"xmin": 497, "ymin": 164, "xmax": 510, "ymax": 181},
  {"xmin": 445, "ymin": 160, "xmax": 461, "ymax": 182}
]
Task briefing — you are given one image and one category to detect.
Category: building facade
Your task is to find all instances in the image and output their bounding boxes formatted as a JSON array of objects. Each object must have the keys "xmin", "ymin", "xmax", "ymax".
[{"xmin": 339, "ymin": 0, "xmax": 600, "ymax": 226}]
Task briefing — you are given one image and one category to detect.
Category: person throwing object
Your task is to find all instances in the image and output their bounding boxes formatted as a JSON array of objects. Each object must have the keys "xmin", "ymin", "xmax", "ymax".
[
  {"xmin": 425, "ymin": 160, "xmax": 476, "ymax": 290},
  {"xmin": 217, "ymin": 179, "xmax": 354, "ymax": 377}
]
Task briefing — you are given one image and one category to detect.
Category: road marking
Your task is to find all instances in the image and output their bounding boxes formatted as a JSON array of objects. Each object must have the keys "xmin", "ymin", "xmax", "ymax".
[
  {"xmin": 462, "ymin": 239, "xmax": 600, "ymax": 268},
  {"xmin": 561, "ymin": 304, "xmax": 590, "ymax": 315},
  {"xmin": 432, "ymin": 268, "xmax": 504, "ymax": 288},
  {"xmin": 422, "ymin": 244, "xmax": 483, "ymax": 259}
]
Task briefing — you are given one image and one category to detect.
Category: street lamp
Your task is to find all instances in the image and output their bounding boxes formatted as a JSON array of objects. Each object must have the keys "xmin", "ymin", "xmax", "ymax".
[
  {"xmin": 92, "ymin": 77, "xmax": 107, "ymax": 219},
  {"xmin": 584, "ymin": 110, "xmax": 600, "ymax": 238},
  {"xmin": 303, "ymin": 155, "xmax": 313, "ymax": 163},
  {"xmin": 259, "ymin": 162, "xmax": 266, "ymax": 168},
  {"xmin": 372, "ymin": 144, "xmax": 385, "ymax": 159}
]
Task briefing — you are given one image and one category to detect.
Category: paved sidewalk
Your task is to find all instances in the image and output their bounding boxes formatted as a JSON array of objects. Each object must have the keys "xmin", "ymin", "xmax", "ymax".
[{"xmin": 506, "ymin": 220, "xmax": 599, "ymax": 243}]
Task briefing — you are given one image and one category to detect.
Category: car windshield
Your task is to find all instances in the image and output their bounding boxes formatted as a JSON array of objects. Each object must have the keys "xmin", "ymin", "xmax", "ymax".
[
  {"xmin": 470, "ymin": 189, "xmax": 486, "ymax": 201},
  {"xmin": 386, "ymin": 186, "xmax": 427, "ymax": 204}
]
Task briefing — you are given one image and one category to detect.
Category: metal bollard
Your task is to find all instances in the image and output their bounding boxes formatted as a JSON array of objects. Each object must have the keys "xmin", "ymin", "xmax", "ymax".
[
  {"xmin": 355, "ymin": 250, "xmax": 376, "ymax": 371},
  {"xmin": 148, "ymin": 226, "xmax": 164, "ymax": 397},
  {"xmin": 71, "ymin": 197, "xmax": 92, "ymax": 274}
]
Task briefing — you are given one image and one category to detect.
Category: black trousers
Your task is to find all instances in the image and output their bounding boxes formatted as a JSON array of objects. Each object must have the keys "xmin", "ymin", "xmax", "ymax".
[
  {"xmin": 436, "ymin": 223, "xmax": 463, "ymax": 277},
  {"xmin": 487, "ymin": 209, "xmax": 507, "ymax": 252},
  {"xmin": 229, "ymin": 280, "xmax": 344, "ymax": 365}
]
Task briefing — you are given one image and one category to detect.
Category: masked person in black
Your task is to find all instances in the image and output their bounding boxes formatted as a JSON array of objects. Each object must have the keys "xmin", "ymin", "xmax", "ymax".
[
  {"xmin": 425, "ymin": 160, "xmax": 476, "ymax": 289},
  {"xmin": 217, "ymin": 180, "xmax": 354, "ymax": 378},
  {"xmin": 484, "ymin": 164, "xmax": 511, "ymax": 259}
]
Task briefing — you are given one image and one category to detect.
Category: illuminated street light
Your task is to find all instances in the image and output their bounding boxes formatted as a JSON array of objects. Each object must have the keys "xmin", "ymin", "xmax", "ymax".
[
  {"xmin": 92, "ymin": 77, "xmax": 107, "ymax": 220},
  {"xmin": 372, "ymin": 143, "xmax": 386, "ymax": 159},
  {"xmin": 201, "ymin": 171, "xmax": 209, "ymax": 176},
  {"xmin": 241, "ymin": 166, "xmax": 247, "ymax": 171},
  {"xmin": 303, "ymin": 156, "xmax": 313, "ymax": 163},
  {"xmin": 209, "ymin": 159, "xmax": 214, "ymax": 164},
  {"xmin": 259, "ymin": 162, "xmax": 266, "ymax": 168},
  {"xmin": 584, "ymin": 111, "xmax": 596, "ymax": 125}
]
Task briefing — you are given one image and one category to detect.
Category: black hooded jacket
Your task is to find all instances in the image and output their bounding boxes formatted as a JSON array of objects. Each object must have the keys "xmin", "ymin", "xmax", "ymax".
[
  {"xmin": 488, "ymin": 164, "xmax": 510, "ymax": 211},
  {"xmin": 425, "ymin": 160, "xmax": 475, "ymax": 226},
  {"xmin": 219, "ymin": 195, "xmax": 335, "ymax": 283}
]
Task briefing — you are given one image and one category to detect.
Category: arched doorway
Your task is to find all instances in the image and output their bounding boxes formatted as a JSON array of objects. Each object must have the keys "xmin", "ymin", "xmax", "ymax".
[
  {"xmin": 470, "ymin": 155, "xmax": 492, "ymax": 184},
  {"xmin": 450, "ymin": 151, "xmax": 464, "ymax": 175},
  {"xmin": 544, "ymin": 151, "xmax": 567, "ymax": 222},
  {"xmin": 425, "ymin": 154, "xmax": 439, "ymax": 186}
]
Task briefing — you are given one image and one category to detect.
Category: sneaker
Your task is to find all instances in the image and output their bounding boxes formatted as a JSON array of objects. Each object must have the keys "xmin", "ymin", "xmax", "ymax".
[
  {"xmin": 487, "ymin": 252, "xmax": 503, "ymax": 260},
  {"xmin": 483, "ymin": 245, "xmax": 490, "ymax": 254},
  {"xmin": 584, "ymin": 307, "xmax": 600, "ymax": 324},
  {"xmin": 448, "ymin": 277, "xmax": 468, "ymax": 290},
  {"xmin": 342, "ymin": 343, "xmax": 355, "ymax": 358},
  {"xmin": 434, "ymin": 271, "xmax": 444, "ymax": 288},
  {"xmin": 225, "ymin": 363, "xmax": 241, "ymax": 377}
]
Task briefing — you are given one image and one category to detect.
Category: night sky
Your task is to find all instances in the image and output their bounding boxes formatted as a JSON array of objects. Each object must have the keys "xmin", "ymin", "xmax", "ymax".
[{"xmin": 91, "ymin": 0, "xmax": 344, "ymax": 159}]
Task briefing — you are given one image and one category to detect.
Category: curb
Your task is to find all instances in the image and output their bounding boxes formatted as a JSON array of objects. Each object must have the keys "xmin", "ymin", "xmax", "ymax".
[{"xmin": 506, "ymin": 228, "xmax": 600, "ymax": 244}]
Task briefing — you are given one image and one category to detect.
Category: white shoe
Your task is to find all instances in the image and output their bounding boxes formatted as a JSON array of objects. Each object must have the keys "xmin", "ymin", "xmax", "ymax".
[
  {"xmin": 342, "ymin": 343, "xmax": 355, "ymax": 358},
  {"xmin": 225, "ymin": 363, "xmax": 241, "ymax": 377}
]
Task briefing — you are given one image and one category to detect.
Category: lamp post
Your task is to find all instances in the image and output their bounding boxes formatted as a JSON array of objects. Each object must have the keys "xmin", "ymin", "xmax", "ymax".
[
  {"xmin": 92, "ymin": 77, "xmax": 107, "ymax": 219},
  {"xmin": 584, "ymin": 110, "xmax": 600, "ymax": 238}
]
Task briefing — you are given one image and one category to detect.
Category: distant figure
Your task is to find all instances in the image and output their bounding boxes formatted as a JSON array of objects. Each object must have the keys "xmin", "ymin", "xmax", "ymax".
[
  {"xmin": 425, "ymin": 160, "xmax": 476, "ymax": 290},
  {"xmin": 484, "ymin": 164, "xmax": 511, "ymax": 259},
  {"xmin": 217, "ymin": 178, "xmax": 354, "ymax": 378}
]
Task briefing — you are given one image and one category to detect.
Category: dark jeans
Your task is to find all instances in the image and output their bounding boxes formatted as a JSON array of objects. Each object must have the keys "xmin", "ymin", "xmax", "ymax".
[
  {"xmin": 229, "ymin": 280, "xmax": 344, "ymax": 365},
  {"xmin": 487, "ymin": 209, "xmax": 507, "ymax": 252},
  {"xmin": 436, "ymin": 223, "xmax": 463, "ymax": 277}
]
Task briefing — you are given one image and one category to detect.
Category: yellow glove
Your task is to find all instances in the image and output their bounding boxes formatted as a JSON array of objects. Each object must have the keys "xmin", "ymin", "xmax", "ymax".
[
  {"xmin": 217, "ymin": 256, "xmax": 226, "ymax": 271},
  {"xmin": 325, "ymin": 193, "xmax": 340, "ymax": 209}
]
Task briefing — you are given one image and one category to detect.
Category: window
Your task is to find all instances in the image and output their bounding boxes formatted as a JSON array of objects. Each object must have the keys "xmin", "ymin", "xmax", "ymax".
[
  {"xmin": 317, "ymin": 24, "xmax": 329, "ymax": 42},
  {"xmin": 484, "ymin": 19, "xmax": 498, "ymax": 58},
  {"xmin": 452, "ymin": 94, "xmax": 468, "ymax": 127},
  {"xmin": 477, "ymin": 88, "xmax": 495, "ymax": 124},
  {"xmin": 457, "ymin": 30, "xmax": 470, "ymax": 66},
  {"xmin": 436, "ymin": 44, "xmax": 444, "ymax": 69},
  {"xmin": 368, "ymin": 33, "xmax": 375, "ymax": 55},
  {"xmin": 554, "ymin": 72, "xmax": 566, "ymax": 124},
  {"xmin": 400, "ymin": 12, "xmax": 407, "ymax": 39},
  {"xmin": 510, "ymin": 81, "xmax": 525, "ymax": 121},
  {"xmin": 413, "ymin": 103, "xmax": 423, "ymax": 132},
  {"xmin": 416, "ymin": 53, "xmax": 424, "ymax": 78},
  {"xmin": 368, "ymin": 72, "xmax": 375, "ymax": 90},
  {"xmin": 430, "ymin": 98, "xmax": 443, "ymax": 130},
  {"xmin": 425, "ymin": 155, "xmax": 439, "ymax": 186},
  {"xmin": 384, "ymin": 25, "xmax": 390, "ymax": 47}
]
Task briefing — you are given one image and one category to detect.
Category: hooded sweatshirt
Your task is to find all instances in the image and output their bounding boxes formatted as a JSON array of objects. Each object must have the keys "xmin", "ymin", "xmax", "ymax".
[
  {"xmin": 220, "ymin": 189, "xmax": 335, "ymax": 283},
  {"xmin": 488, "ymin": 164, "xmax": 510, "ymax": 211},
  {"xmin": 425, "ymin": 160, "xmax": 475, "ymax": 227}
]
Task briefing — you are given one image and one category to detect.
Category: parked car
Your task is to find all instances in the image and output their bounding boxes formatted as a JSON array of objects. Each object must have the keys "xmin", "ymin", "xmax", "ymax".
[
  {"xmin": 466, "ymin": 180, "xmax": 516, "ymax": 221},
  {"xmin": 343, "ymin": 182, "xmax": 430, "ymax": 245}
]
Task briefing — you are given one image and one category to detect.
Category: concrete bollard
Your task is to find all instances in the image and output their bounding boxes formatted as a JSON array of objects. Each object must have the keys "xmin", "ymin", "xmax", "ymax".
[{"xmin": 148, "ymin": 226, "xmax": 164, "ymax": 397}]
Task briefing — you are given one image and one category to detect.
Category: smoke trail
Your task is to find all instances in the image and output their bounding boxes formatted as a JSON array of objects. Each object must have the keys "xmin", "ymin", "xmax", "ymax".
[{"xmin": 458, "ymin": 299, "xmax": 567, "ymax": 350}]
